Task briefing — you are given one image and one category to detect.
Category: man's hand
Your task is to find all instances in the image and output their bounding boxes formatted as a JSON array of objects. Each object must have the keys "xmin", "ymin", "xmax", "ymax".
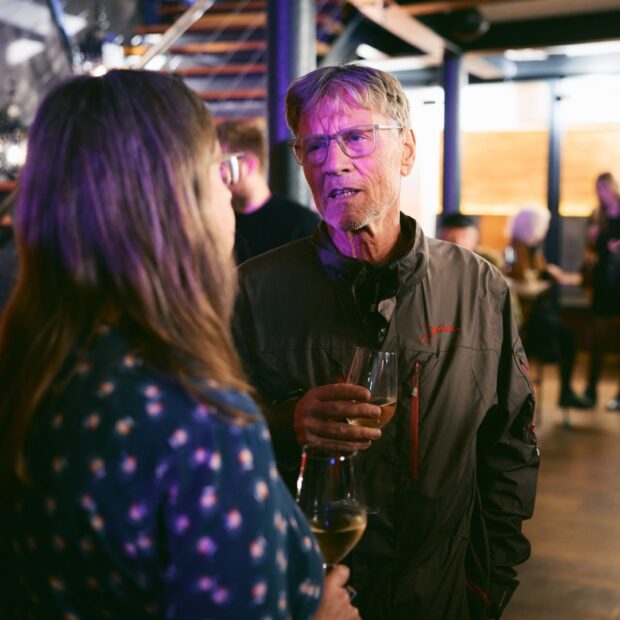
[{"xmin": 294, "ymin": 384, "xmax": 382, "ymax": 452}]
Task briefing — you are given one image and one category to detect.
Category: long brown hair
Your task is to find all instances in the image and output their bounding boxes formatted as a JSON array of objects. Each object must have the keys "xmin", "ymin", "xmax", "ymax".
[{"xmin": 0, "ymin": 70, "xmax": 250, "ymax": 478}]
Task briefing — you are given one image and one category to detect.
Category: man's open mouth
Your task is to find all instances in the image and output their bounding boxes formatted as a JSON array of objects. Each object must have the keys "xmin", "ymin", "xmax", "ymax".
[{"xmin": 328, "ymin": 188, "xmax": 358, "ymax": 199}]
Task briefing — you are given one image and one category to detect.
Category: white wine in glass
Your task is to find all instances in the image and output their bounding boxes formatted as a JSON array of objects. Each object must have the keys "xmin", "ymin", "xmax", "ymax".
[
  {"xmin": 346, "ymin": 348, "xmax": 398, "ymax": 428},
  {"xmin": 296, "ymin": 448, "xmax": 367, "ymax": 570}
]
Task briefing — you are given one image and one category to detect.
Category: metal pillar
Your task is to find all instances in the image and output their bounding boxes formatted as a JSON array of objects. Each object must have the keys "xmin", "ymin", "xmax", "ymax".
[
  {"xmin": 267, "ymin": 0, "xmax": 316, "ymax": 205},
  {"xmin": 442, "ymin": 52, "xmax": 463, "ymax": 215},
  {"xmin": 544, "ymin": 80, "xmax": 562, "ymax": 264},
  {"xmin": 46, "ymin": 0, "xmax": 76, "ymax": 72}
]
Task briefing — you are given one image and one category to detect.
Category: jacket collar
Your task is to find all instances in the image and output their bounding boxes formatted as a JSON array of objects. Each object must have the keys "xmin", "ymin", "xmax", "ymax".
[{"xmin": 312, "ymin": 212, "xmax": 429, "ymax": 289}]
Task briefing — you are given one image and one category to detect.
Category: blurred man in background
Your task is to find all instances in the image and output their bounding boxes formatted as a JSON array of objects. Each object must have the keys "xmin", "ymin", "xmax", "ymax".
[{"xmin": 217, "ymin": 119, "xmax": 320, "ymax": 263}]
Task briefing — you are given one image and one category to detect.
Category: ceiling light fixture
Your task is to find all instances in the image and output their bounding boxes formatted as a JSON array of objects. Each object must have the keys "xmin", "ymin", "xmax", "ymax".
[{"xmin": 504, "ymin": 48, "xmax": 549, "ymax": 62}]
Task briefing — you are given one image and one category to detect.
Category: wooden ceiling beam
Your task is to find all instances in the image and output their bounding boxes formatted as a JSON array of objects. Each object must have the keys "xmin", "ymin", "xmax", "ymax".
[
  {"xmin": 397, "ymin": 0, "xmax": 538, "ymax": 17},
  {"xmin": 198, "ymin": 88, "xmax": 266, "ymax": 100},
  {"xmin": 170, "ymin": 63, "xmax": 267, "ymax": 76},
  {"xmin": 349, "ymin": 0, "xmax": 504, "ymax": 78}
]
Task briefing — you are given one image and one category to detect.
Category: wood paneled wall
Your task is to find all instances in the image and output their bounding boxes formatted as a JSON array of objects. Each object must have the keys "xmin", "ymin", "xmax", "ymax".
[
  {"xmin": 453, "ymin": 124, "xmax": 620, "ymax": 257},
  {"xmin": 560, "ymin": 124, "xmax": 620, "ymax": 216},
  {"xmin": 456, "ymin": 124, "xmax": 620, "ymax": 219},
  {"xmin": 460, "ymin": 130, "xmax": 548, "ymax": 216}
]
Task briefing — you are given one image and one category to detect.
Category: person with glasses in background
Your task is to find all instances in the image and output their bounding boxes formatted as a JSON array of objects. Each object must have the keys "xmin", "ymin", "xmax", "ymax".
[
  {"xmin": 234, "ymin": 65, "xmax": 539, "ymax": 620},
  {"xmin": 0, "ymin": 70, "xmax": 360, "ymax": 620},
  {"xmin": 217, "ymin": 119, "xmax": 320, "ymax": 264}
]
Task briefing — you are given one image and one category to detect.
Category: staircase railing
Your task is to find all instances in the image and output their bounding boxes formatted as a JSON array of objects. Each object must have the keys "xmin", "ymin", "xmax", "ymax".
[{"xmin": 136, "ymin": 0, "xmax": 216, "ymax": 68}]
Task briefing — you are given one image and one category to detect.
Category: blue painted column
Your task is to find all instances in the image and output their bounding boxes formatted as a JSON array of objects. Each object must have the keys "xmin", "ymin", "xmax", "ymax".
[
  {"xmin": 442, "ymin": 51, "xmax": 463, "ymax": 215},
  {"xmin": 267, "ymin": 0, "xmax": 316, "ymax": 204},
  {"xmin": 544, "ymin": 80, "xmax": 562, "ymax": 264}
]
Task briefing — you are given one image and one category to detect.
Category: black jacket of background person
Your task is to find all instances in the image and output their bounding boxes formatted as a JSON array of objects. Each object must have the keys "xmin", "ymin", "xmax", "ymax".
[
  {"xmin": 234, "ymin": 193, "xmax": 320, "ymax": 264},
  {"xmin": 233, "ymin": 214, "xmax": 539, "ymax": 620}
]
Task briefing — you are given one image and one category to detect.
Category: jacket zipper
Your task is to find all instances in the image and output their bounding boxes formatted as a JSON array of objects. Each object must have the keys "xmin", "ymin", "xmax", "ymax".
[
  {"xmin": 410, "ymin": 362, "xmax": 422, "ymax": 479},
  {"xmin": 465, "ymin": 577, "xmax": 490, "ymax": 605}
]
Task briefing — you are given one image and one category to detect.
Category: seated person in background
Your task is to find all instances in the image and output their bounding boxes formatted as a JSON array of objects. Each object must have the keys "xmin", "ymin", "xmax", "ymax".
[
  {"xmin": 441, "ymin": 213, "xmax": 504, "ymax": 267},
  {"xmin": 508, "ymin": 204, "xmax": 591, "ymax": 409},
  {"xmin": 0, "ymin": 70, "xmax": 358, "ymax": 620},
  {"xmin": 440, "ymin": 212, "xmax": 480, "ymax": 250},
  {"xmin": 440, "ymin": 213, "xmax": 523, "ymax": 328},
  {"xmin": 583, "ymin": 172, "xmax": 620, "ymax": 410},
  {"xmin": 216, "ymin": 119, "xmax": 320, "ymax": 263}
]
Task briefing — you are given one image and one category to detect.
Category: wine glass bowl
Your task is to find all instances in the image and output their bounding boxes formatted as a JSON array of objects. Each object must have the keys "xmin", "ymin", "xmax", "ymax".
[
  {"xmin": 346, "ymin": 348, "xmax": 398, "ymax": 428},
  {"xmin": 296, "ymin": 448, "xmax": 367, "ymax": 569}
]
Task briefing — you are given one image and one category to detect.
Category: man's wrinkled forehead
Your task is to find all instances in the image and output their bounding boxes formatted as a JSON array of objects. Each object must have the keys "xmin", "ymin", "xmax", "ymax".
[{"xmin": 298, "ymin": 89, "xmax": 379, "ymax": 134}]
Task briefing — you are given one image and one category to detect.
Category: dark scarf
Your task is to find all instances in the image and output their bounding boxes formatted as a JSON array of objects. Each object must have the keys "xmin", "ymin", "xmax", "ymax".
[{"xmin": 313, "ymin": 221, "xmax": 416, "ymax": 346}]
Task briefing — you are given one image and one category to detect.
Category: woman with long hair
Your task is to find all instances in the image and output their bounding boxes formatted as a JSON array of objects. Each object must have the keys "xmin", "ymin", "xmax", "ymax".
[
  {"xmin": 0, "ymin": 70, "xmax": 358, "ymax": 619},
  {"xmin": 583, "ymin": 172, "xmax": 620, "ymax": 409}
]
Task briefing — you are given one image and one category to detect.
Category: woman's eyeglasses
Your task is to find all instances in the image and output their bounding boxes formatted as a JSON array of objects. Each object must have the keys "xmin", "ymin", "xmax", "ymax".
[{"xmin": 217, "ymin": 152, "xmax": 244, "ymax": 186}]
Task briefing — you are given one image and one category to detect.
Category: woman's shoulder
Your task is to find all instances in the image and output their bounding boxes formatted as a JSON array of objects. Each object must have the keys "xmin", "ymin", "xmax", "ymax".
[{"xmin": 49, "ymin": 325, "xmax": 264, "ymax": 451}]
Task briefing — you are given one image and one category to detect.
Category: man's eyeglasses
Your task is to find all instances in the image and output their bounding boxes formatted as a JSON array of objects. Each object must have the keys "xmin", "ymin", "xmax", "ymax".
[
  {"xmin": 218, "ymin": 152, "xmax": 244, "ymax": 186},
  {"xmin": 288, "ymin": 124, "xmax": 402, "ymax": 167}
]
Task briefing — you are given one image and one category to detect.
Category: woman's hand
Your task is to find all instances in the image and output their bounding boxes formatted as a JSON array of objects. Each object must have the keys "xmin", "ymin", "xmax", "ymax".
[{"xmin": 315, "ymin": 565, "xmax": 361, "ymax": 620}]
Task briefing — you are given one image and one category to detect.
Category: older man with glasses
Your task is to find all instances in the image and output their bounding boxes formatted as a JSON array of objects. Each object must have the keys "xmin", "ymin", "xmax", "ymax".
[{"xmin": 234, "ymin": 65, "xmax": 539, "ymax": 620}]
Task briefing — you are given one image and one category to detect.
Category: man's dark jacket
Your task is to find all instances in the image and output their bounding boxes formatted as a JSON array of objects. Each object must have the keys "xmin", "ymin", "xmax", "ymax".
[{"xmin": 233, "ymin": 215, "xmax": 539, "ymax": 619}]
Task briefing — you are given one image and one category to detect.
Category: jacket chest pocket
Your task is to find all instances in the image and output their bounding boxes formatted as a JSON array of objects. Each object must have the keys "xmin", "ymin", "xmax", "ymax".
[{"xmin": 403, "ymin": 349, "xmax": 486, "ymax": 488}]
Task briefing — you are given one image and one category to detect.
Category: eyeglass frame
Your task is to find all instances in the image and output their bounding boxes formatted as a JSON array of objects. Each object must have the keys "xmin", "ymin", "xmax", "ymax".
[
  {"xmin": 216, "ymin": 151, "xmax": 244, "ymax": 186},
  {"xmin": 287, "ymin": 124, "xmax": 403, "ymax": 167}
]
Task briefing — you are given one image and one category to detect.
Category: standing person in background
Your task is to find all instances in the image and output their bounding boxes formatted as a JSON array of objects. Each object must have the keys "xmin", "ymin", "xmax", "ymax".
[
  {"xmin": 583, "ymin": 172, "xmax": 620, "ymax": 410},
  {"xmin": 0, "ymin": 70, "xmax": 359, "ymax": 620},
  {"xmin": 234, "ymin": 64, "xmax": 539, "ymax": 620},
  {"xmin": 509, "ymin": 205, "xmax": 591, "ymax": 409},
  {"xmin": 216, "ymin": 119, "xmax": 320, "ymax": 263}
]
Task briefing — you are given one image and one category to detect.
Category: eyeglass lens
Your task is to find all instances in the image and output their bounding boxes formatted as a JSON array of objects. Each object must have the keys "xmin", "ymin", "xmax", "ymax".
[
  {"xmin": 297, "ymin": 126, "xmax": 377, "ymax": 167},
  {"xmin": 220, "ymin": 155, "xmax": 240, "ymax": 186}
]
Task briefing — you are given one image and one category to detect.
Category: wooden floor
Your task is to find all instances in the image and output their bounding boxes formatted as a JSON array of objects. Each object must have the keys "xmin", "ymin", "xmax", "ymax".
[{"xmin": 503, "ymin": 353, "xmax": 620, "ymax": 620}]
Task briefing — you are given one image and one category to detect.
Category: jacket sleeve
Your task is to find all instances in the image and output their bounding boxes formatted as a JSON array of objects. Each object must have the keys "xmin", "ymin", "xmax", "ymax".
[
  {"xmin": 477, "ymin": 283, "xmax": 540, "ymax": 618},
  {"xmin": 232, "ymin": 276, "xmax": 303, "ymax": 490}
]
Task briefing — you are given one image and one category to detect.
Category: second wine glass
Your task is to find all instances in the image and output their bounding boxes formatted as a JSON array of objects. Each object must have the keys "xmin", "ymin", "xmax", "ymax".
[{"xmin": 296, "ymin": 448, "xmax": 367, "ymax": 571}]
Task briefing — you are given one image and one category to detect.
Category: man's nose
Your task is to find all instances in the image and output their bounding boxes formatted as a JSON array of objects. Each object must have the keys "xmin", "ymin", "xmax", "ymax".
[{"xmin": 322, "ymin": 137, "xmax": 352, "ymax": 173}]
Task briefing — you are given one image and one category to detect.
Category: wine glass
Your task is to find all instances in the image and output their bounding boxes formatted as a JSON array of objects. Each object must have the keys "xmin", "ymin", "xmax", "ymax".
[
  {"xmin": 346, "ymin": 347, "xmax": 398, "ymax": 428},
  {"xmin": 296, "ymin": 448, "xmax": 367, "ymax": 571}
]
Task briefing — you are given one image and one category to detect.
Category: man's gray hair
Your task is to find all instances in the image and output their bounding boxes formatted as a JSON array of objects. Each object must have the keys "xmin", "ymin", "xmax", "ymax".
[{"xmin": 285, "ymin": 65, "xmax": 411, "ymax": 136}]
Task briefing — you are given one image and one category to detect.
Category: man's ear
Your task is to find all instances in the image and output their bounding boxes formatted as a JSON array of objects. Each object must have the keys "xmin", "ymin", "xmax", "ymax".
[{"xmin": 400, "ymin": 128, "xmax": 416, "ymax": 176}]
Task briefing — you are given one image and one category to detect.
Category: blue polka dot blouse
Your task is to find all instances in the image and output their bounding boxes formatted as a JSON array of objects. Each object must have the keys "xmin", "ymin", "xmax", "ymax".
[{"xmin": 0, "ymin": 326, "xmax": 323, "ymax": 619}]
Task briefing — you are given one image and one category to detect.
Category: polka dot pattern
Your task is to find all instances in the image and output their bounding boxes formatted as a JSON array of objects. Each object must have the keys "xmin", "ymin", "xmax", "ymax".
[{"xmin": 2, "ymin": 327, "xmax": 322, "ymax": 619}]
